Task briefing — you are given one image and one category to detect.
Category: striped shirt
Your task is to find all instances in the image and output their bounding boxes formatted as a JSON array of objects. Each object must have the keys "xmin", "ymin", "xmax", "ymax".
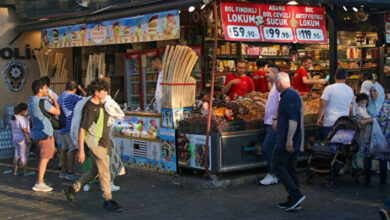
[{"xmin": 58, "ymin": 91, "xmax": 83, "ymax": 133}]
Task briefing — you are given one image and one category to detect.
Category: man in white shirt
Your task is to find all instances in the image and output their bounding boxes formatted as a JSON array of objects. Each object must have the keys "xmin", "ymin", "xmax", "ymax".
[
  {"xmin": 259, "ymin": 64, "xmax": 280, "ymax": 186},
  {"xmin": 317, "ymin": 68, "xmax": 354, "ymax": 140},
  {"xmin": 151, "ymin": 56, "xmax": 163, "ymax": 113}
]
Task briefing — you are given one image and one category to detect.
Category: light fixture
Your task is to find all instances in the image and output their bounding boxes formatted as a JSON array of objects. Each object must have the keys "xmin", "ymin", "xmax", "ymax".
[
  {"xmin": 39, "ymin": 18, "xmax": 48, "ymax": 21},
  {"xmin": 352, "ymin": 7, "xmax": 358, "ymax": 12},
  {"xmin": 201, "ymin": 4, "xmax": 206, "ymax": 10},
  {"xmin": 287, "ymin": 1, "xmax": 298, "ymax": 5},
  {"xmin": 343, "ymin": 5, "xmax": 348, "ymax": 11},
  {"xmin": 188, "ymin": 6, "xmax": 195, "ymax": 12}
]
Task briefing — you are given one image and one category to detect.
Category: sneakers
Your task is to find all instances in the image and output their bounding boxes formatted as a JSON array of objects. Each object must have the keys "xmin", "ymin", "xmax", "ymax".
[
  {"xmin": 259, "ymin": 174, "xmax": 278, "ymax": 186},
  {"xmin": 59, "ymin": 172, "xmax": 67, "ymax": 179},
  {"xmin": 32, "ymin": 183, "xmax": 53, "ymax": 192},
  {"xmin": 65, "ymin": 173, "xmax": 79, "ymax": 181},
  {"xmin": 285, "ymin": 195, "xmax": 306, "ymax": 211},
  {"xmin": 277, "ymin": 200, "xmax": 302, "ymax": 211},
  {"xmin": 338, "ymin": 164, "xmax": 350, "ymax": 175},
  {"xmin": 23, "ymin": 171, "xmax": 36, "ymax": 177},
  {"xmin": 111, "ymin": 182, "xmax": 120, "ymax": 192},
  {"xmin": 379, "ymin": 208, "xmax": 390, "ymax": 220},
  {"xmin": 63, "ymin": 186, "xmax": 78, "ymax": 207},
  {"xmin": 104, "ymin": 200, "xmax": 123, "ymax": 212},
  {"xmin": 83, "ymin": 184, "xmax": 91, "ymax": 192}
]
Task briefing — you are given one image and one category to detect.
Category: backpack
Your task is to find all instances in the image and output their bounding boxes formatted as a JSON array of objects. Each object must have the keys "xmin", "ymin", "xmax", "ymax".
[{"xmin": 39, "ymin": 99, "xmax": 66, "ymax": 130}]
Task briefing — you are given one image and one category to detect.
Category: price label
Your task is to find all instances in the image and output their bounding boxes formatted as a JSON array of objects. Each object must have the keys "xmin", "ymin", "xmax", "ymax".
[
  {"xmin": 226, "ymin": 25, "xmax": 260, "ymax": 40},
  {"xmin": 296, "ymin": 28, "xmax": 324, "ymax": 41},
  {"xmin": 263, "ymin": 27, "xmax": 293, "ymax": 41}
]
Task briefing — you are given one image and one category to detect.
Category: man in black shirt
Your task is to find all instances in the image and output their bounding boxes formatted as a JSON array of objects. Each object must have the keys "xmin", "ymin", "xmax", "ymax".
[
  {"xmin": 64, "ymin": 79, "xmax": 122, "ymax": 212},
  {"xmin": 272, "ymin": 72, "xmax": 305, "ymax": 212}
]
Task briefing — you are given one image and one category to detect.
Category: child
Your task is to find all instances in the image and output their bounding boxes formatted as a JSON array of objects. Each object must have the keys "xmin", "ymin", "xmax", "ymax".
[
  {"xmin": 356, "ymin": 93, "xmax": 372, "ymax": 144},
  {"xmin": 11, "ymin": 103, "xmax": 35, "ymax": 176}
]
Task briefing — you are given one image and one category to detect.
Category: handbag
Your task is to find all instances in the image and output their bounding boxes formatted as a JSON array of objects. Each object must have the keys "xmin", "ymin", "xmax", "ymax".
[
  {"xmin": 39, "ymin": 99, "xmax": 65, "ymax": 130},
  {"xmin": 369, "ymin": 118, "xmax": 390, "ymax": 153}
]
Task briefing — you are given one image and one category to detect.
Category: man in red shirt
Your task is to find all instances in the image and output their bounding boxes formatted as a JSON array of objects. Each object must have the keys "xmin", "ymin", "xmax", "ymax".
[
  {"xmin": 252, "ymin": 60, "xmax": 270, "ymax": 93},
  {"xmin": 222, "ymin": 60, "xmax": 255, "ymax": 100},
  {"xmin": 292, "ymin": 56, "xmax": 327, "ymax": 95}
]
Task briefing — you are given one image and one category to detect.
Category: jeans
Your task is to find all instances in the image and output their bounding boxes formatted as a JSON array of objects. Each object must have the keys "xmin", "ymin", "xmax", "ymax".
[
  {"xmin": 364, "ymin": 157, "xmax": 387, "ymax": 185},
  {"xmin": 272, "ymin": 148, "xmax": 303, "ymax": 200},
  {"xmin": 322, "ymin": 126, "xmax": 332, "ymax": 141},
  {"xmin": 262, "ymin": 125, "xmax": 277, "ymax": 173}
]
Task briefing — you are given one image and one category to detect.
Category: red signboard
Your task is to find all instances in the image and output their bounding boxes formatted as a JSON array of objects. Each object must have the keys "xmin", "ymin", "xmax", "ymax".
[
  {"xmin": 220, "ymin": 2, "xmax": 328, "ymax": 43},
  {"xmin": 385, "ymin": 12, "xmax": 390, "ymax": 43}
]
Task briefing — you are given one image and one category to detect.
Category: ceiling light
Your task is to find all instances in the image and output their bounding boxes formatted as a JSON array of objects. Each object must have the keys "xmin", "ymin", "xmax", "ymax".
[
  {"xmin": 201, "ymin": 4, "xmax": 206, "ymax": 10},
  {"xmin": 352, "ymin": 7, "xmax": 358, "ymax": 12},
  {"xmin": 39, "ymin": 18, "xmax": 48, "ymax": 21},
  {"xmin": 188, "ymin": 6, "xmax": 195, "ymax": 13},
  {"xmin": 343, "ymin": 5, "xmax": 348, "ymax": 11},
  {"xmin": 287, "ymin": 1, "xmax": 298, "ymax": 5}
]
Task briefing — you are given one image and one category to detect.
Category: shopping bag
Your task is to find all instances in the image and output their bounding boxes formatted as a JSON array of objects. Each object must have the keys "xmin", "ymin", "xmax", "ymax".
[{"xmin": 370, "ymin": 119, "xmax": 390, "ymax": 153}]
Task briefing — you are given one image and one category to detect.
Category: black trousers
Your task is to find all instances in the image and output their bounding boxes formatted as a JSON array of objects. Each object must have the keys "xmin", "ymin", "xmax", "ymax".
[
  {"xmin": 364, "ymin": 157, "xmax": 387, "ymax": 185},
  {"xmin": 272, "ymin": 148, "xmax": 303, "ymax": 200}
]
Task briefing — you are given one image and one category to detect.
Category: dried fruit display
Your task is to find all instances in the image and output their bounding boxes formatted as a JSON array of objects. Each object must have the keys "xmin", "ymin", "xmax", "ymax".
[
  {"xmin": 178, "ymin": 115, "xmax": 229, "ymax": 133},
  {"xmin": 304, "ymin": 98, "xmax": 320, "ymax": 115}
]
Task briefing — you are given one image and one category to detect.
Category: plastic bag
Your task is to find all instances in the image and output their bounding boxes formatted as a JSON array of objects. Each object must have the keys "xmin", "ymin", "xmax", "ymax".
[{"xmin": 370, "ymin": 119, "xmax": 390, "ymax": 153}]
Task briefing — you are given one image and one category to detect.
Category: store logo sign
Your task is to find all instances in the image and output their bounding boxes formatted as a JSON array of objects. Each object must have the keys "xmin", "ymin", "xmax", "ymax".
[
  {"xmin": 90, "ymin": 24, "xmax": 107, "ymax": 44},
  {"xmin": 3, "ymin": 61, "xmax": 28, "ymax": 92}
]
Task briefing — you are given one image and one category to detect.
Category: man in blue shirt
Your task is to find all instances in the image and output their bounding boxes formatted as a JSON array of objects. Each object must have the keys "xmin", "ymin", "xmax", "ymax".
[
  {"xmin": 28, "ymin": 79, "xmax": 60, "ymax": 192},
  {"xmin": 271, "ymin": 72, "xmax": 305, "ymax": 211},
  {"xmin": 58, "ymin": 81, "xmax": 84, "ymax": 181}
]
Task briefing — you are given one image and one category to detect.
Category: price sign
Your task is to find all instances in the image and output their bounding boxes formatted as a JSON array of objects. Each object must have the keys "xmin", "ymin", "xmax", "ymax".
[
  {"xmin": 296, "ymin": 28, "xmax": 324, "ymax": 41},
  {"xmin": 263, "ymin": 27, "xmax": 293, "ymax": 41},
  {"xmin": 227, "ymin": 25, "xmax": 260, "ymax": 40},
  {"xmin": 220, "ymin": 2, "xmax": 327, "ymax": 43}
]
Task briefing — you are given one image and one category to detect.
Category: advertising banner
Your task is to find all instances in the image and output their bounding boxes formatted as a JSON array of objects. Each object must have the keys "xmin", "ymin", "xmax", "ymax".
[
  {"xmin": 385, "ymin": 12, "xmax": 390, "ymax": 44},
  {"xmin": 177, "ymin": 133, "xmax": 212, "ymax": 170},
  {"xmin": 42, "ymin": 10, "xmax": 180, "ymax": 48},
  {"xmin": 220, "ymin": 2, "xmax": 327, "ymax": 43},
  {"xmin": 113, "ymin": 115, "xmax": 160, "ymax": 140}
]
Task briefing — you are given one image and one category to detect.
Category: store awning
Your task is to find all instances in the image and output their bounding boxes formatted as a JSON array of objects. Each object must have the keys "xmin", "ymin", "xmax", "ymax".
[
  {"xmin": 15, "ymin": 0, "xmax": 203, "ymax": 33},
  {"xmin": 299, "ymin": 0, "xmax": 390, "ymax": 7}
]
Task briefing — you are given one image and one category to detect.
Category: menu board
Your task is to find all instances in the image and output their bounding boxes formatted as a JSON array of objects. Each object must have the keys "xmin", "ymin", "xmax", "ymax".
[
  {"xmin": 42, "ymin": 10, "xmax": 180, "ymax": 48},
  {"xmin": 386, "ymin": 12, "xmax": 390, "ymax": 43},
  {"xmin": 220, "ymin": 2, "xmax": 327, "ymax": 43}
]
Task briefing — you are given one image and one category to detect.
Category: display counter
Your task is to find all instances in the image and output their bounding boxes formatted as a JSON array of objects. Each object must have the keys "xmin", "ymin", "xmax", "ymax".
[{"xmin": 113, "ymin": 112, "xmax": 177, "ymax": 175}]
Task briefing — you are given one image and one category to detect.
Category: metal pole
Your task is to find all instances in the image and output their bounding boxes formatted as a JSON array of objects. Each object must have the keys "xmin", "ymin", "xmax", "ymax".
[{"xmin": 204, "ymin": 1, "xmax": 218, "ymax": 178}]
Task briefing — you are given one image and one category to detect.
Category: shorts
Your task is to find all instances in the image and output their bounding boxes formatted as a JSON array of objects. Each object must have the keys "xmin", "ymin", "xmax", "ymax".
[
  {"xmin": 60, "ymin": 132, "xmax": 78, "ymax": 152},
  {"xmin": 13, "ymin": 139, "xmax": 30, "ymax": 164},
  {"xmin": 33, "ymin": 136, "xmax": 55, "ymax": 159}
]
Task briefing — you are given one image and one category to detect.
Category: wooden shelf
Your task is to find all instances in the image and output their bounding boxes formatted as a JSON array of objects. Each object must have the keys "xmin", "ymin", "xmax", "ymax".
[{"xmin": 243, "ymin": 55, "xmax": 291, "ymax": 59}]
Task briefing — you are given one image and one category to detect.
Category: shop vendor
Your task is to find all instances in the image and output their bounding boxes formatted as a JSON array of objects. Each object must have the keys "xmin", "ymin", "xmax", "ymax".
[
  {"xmin": 292, "ymin": 56, "xmax": 327, "ymax": 95},
  {"xmin": 222, "ymin": 60, "xmax": 255, "ymax": 100}
]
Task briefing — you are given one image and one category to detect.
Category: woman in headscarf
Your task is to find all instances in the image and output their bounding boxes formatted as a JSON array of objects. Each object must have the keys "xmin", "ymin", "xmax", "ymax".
[{"xmin": 359, "ymin": 83, "xmax": 390, "ymax": 188}]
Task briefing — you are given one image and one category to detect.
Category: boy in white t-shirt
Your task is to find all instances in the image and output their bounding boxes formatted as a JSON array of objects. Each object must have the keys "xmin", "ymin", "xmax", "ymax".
[{"xmin": 317, "ymin": 68, "xmax": 354, "ymax": 140}]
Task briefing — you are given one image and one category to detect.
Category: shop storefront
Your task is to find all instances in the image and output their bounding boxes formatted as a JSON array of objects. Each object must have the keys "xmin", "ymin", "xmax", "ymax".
[{"xmin": 13, "ymin": 0, "xmax": 390, "ymax": 175}]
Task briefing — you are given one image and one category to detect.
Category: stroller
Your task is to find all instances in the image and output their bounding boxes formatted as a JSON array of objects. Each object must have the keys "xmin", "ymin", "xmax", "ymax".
[{"xmin": 307, "ymin": 116, "xmax": 361, "ymax": 186}]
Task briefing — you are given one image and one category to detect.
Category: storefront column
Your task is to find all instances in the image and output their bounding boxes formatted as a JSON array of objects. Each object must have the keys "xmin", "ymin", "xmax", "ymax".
[{"xmin": 326, "ymin": 5, "xmax": 337, "ymax": 83}]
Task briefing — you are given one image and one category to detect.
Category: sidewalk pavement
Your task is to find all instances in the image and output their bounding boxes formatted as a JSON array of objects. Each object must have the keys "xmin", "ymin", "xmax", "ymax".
[{"xmin": 0, "ymin": 154, "xmax": 386, "ymax": 220}]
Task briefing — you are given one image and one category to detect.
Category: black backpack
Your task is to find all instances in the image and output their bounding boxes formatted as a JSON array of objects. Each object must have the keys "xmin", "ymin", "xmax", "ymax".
[{"xmin": 39, "ymin": 99, "xmax": 66, "ymax": 130}]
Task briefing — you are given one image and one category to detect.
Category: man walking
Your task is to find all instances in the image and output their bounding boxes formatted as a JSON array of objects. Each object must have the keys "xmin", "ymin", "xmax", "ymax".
[
  {"xmin": 64, "ymin": 79, "xmax": 122, "ymax": 212},
  {"xmin": 272, "ymin": 72, "xmax": 305, "ymax": 211},
  {"xmin": 28, "ymin": 79, "xmax": 60, "ymax": 192},
  {"xmin": 58, "ymin": 81, "xmax": 84, "ymax": 181},
  {"xmin": 259, "ymin": 64, "xmax": 280, "ymax": 186}
]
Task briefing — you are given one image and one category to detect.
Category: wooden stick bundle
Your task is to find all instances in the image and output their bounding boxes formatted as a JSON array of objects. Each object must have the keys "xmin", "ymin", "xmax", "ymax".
[
  {"xmin": 161, "ymin": 45, "xmax": 198, "ymax": 109},
  {"xmin": 34, "ymin": 50, "xmax": 69, "ymax": 95}
]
